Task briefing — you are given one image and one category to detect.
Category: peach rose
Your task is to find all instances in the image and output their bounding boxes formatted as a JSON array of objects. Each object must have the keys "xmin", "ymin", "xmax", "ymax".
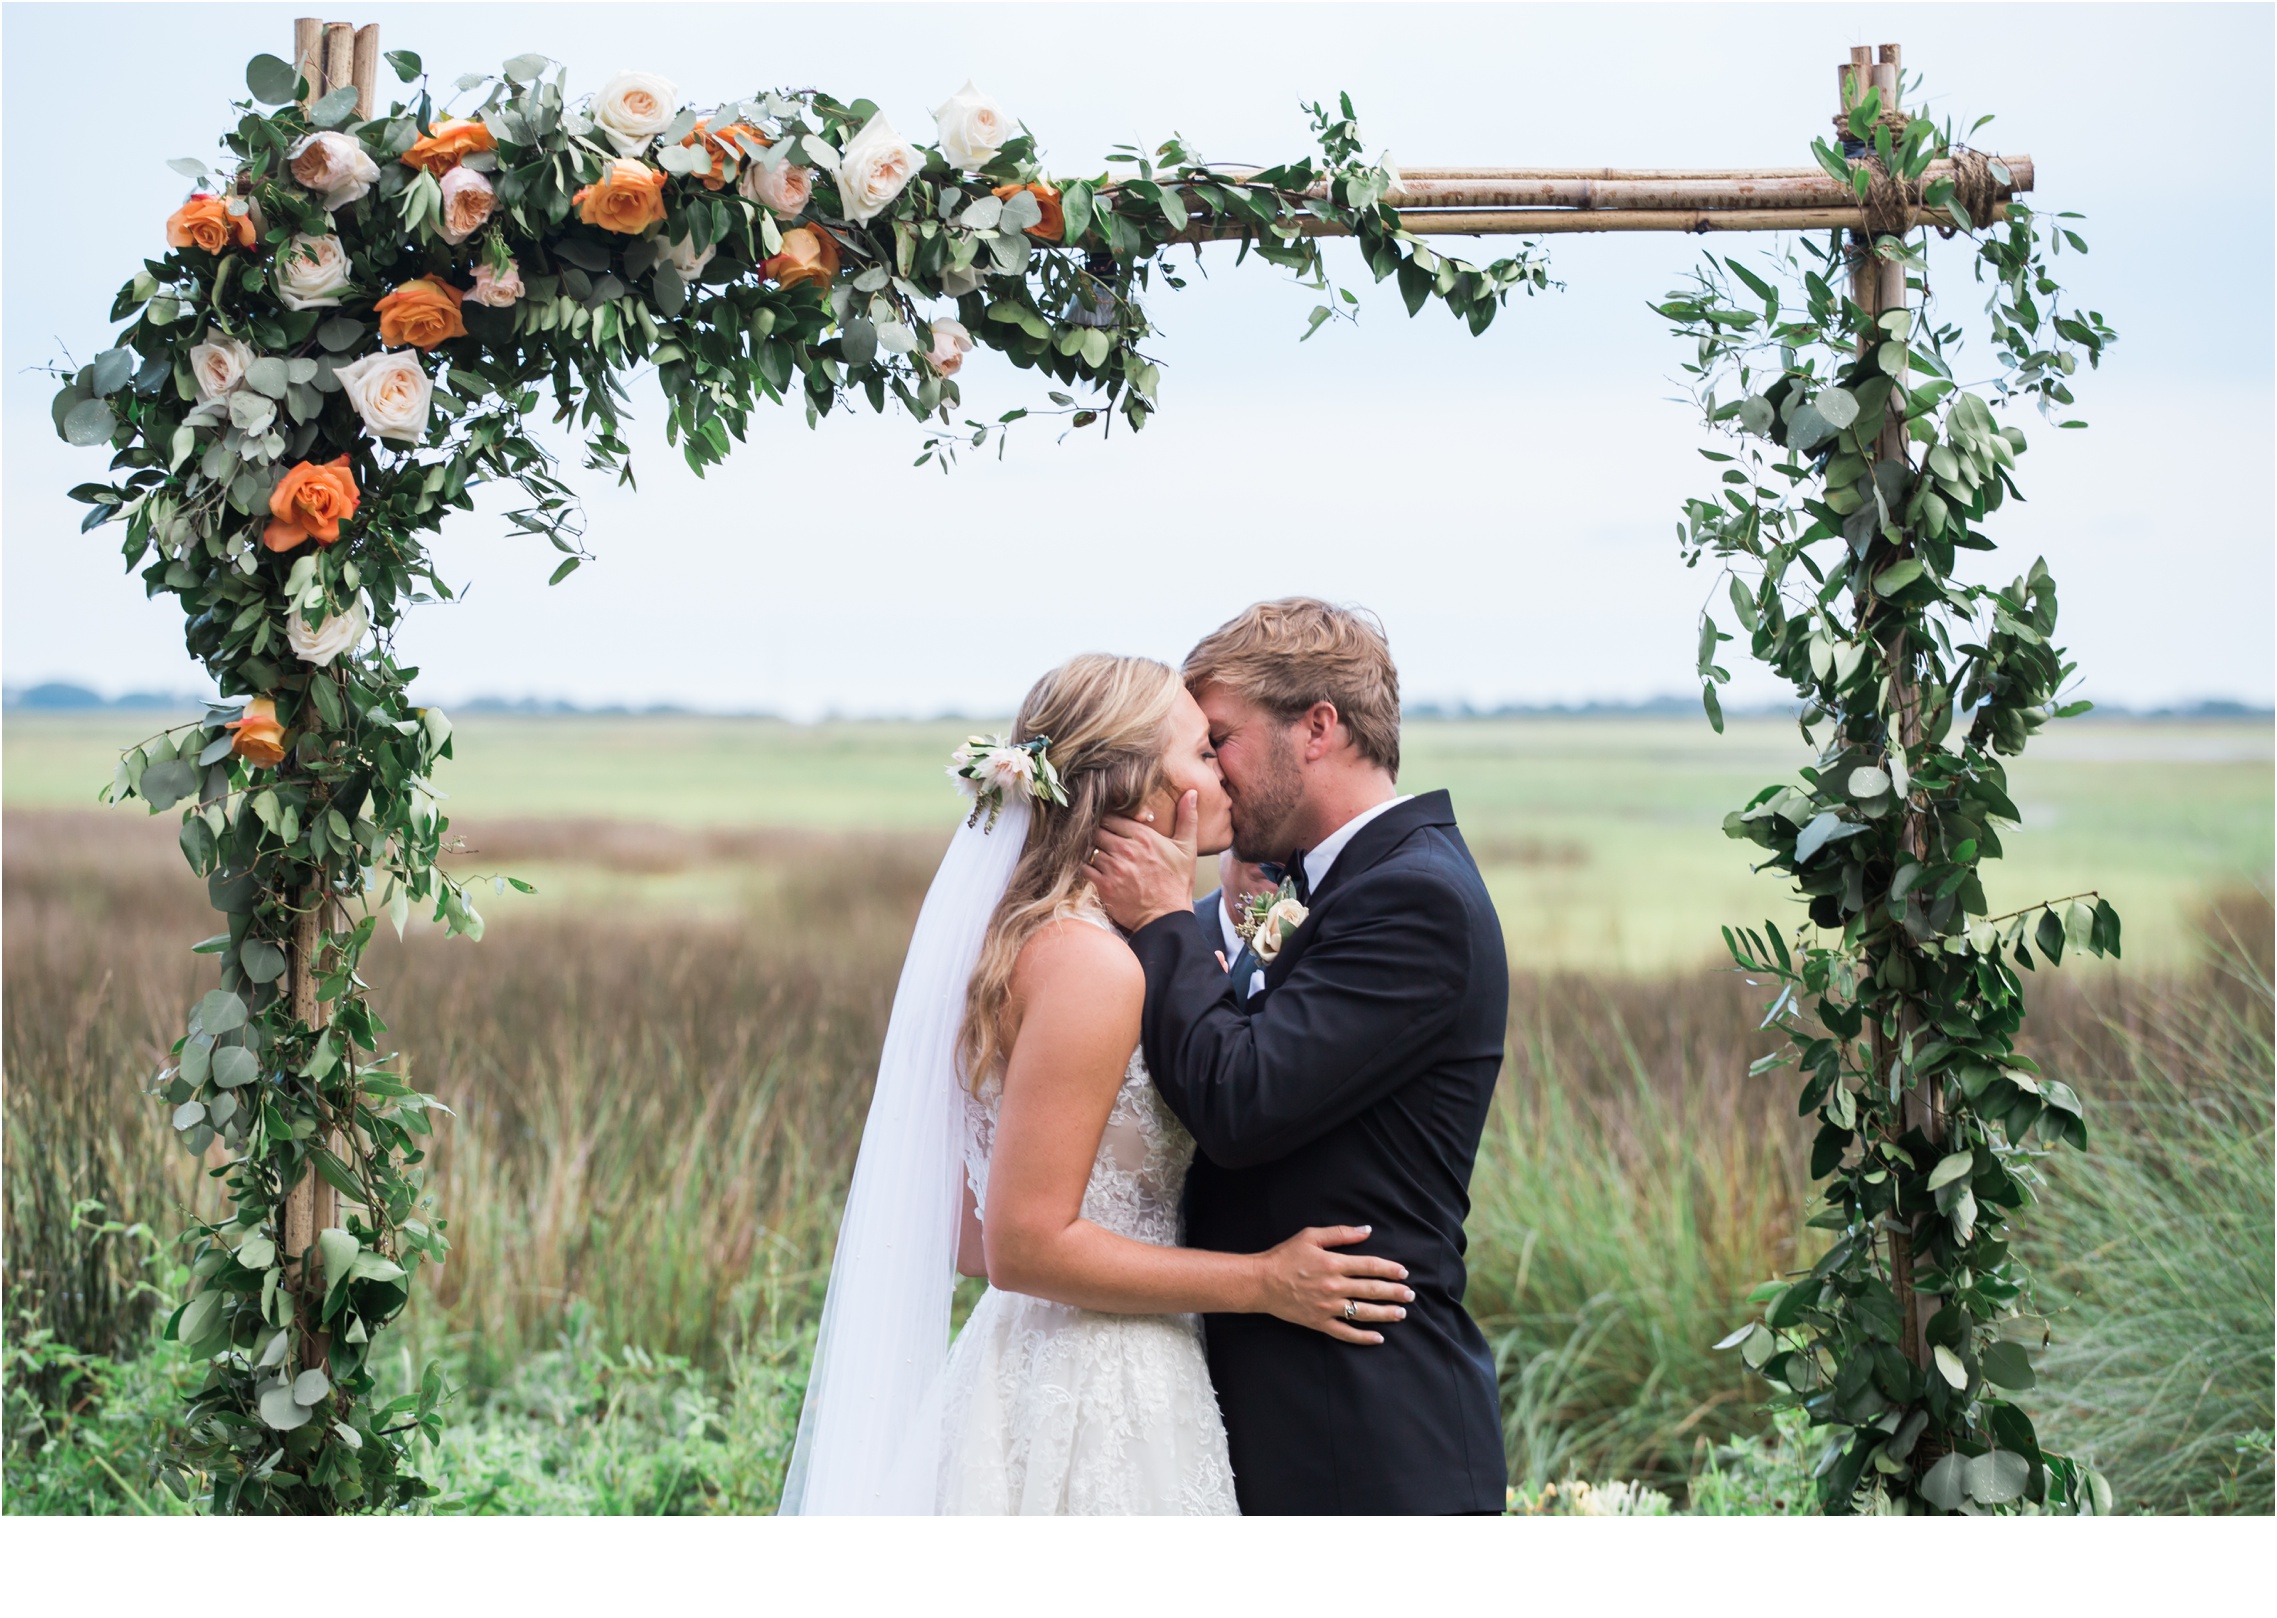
[
  {"xmin": 468, "ymin": 258, "xmax": 525, "ymax": 308},
  {"xmin": 226, "ymin": 699, "xmax": 288, "ymax": 768},
  {"xmin": 761, "ymin": 226, "xmax": 841, "ymax": 292},
  {"xmin": 739, "ymin": 156, "xmax": 812, "ymax": 219},
  {"xmin": 923, "ymin": 317, "xmax": 974, "ymax": 377},
  {"xmin": 438, "ymin": 166, "xmax": 496, "ymax": 245},
  {"xmin": 289, "ymin": 131, "xmax": 380, "ymax": 208},
  {"xmin": 992, "ymin": 182, "xmax": 1065, "ymax": 243},
  {"xmin": 262, "ymin": 456, "xmax": 359, "ymax": 552},
  {"xmin": 375, "ymin": 276, "xmax": 468, "ymax": 349},
  {"xmin": 167, "ymin": 194, "xmax": 258, "ymax": 256},
  {"xmin": 682, "ymin": 119, "xmax": 765, "ymax": 191},
  {"xmin": 572, "ymin": 159, "xmax": 668, "ymax": 235},
  {"xmin": 401, "ymin": 118, "xmax": 496, "ymax": 177}
]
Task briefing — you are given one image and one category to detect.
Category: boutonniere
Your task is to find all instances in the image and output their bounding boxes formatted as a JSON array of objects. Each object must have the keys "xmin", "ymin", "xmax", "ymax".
[{"xmin": 1235, "ymin": 877, "xmax": 1308, "ymax": 963}]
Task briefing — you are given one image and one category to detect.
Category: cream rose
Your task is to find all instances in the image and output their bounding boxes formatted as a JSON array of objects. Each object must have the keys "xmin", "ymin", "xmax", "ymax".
[
  {"xmin": 835, "ymin": 114, "xmax": 921, "ymax": 224},
  {"xmin": 275, "ymin": 233, "xmax": 352, "ymax": 310},
  {"xmin": 592, "ymin": 70, "xmax": 679, "ymax": 156},
  {"xmin": 437, "ymin": 166, "xmax": 497, "ymax": 245},
  {"xmin": 468, "ymin": 259, "xmax": 525, "ymax": 308},
  {"xmin": 666, "ymin": 233, "xmax": 716, "ymax": 280},
  {"xmin": 288, "ymin": 130, "xmax": 381, "ymax": 209},
  {"xmin": 1251, "ymin": 897, "xmax": 1309, "ymax": 963},
  {"xmin": 190, "ymin": 334, "xmax": 256, "ymax": 402},
  {"xmin": 287, "ymin": 595, "xmax": 370, "ymax": 668},
  {"xmin": 931, "ymin": 81, "xmax": 1012, "ymax": 171},
  {"xmin": 739, "ymin": 157, "xmax": 812, "ymax": 218},
  {"xmin": 332, "ymin": 350, "xmax": 433, "ymax": 444},
  {"xmin": 977, "ymin": 747, "xmax": 1034, "ymax": 797},
  {"xmin": 924, "ymin": 317, "xmax": 974, "ymax": 377}
]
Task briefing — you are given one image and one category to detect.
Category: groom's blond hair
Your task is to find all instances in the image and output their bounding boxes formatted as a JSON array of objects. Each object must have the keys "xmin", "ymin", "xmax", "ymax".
[{"xmin": 1183, "ymin": 598, "xmax": 1401, "ymax": 777}]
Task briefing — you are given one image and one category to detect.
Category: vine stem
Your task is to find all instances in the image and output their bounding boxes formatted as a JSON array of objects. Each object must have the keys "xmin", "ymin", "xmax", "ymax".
[{"xmin": 1976, "ymin": 890, "xmax": 2104, "ymax": 926}]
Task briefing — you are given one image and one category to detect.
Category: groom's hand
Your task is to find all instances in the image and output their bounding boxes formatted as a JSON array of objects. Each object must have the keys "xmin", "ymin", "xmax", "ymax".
[{"xmin": 1090, "ymin": 789, "xmax": 1198, "ymax": 933}]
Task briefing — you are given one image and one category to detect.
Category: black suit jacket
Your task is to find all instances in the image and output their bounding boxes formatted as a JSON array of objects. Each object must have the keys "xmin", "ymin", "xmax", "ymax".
[{"xmin": 1132, "ymin": 791, "xmax": 1509, "ymax": 1514}]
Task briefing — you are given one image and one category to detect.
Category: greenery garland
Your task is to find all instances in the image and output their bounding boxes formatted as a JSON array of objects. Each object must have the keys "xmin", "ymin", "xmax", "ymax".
[
  {"xmin": 1662, "ymin": 84, "xmax": 2122, "ymax": 1513},
  {"xmin": 53, "ymin": 47, "xmax": 1543, "ymax": 1514}
]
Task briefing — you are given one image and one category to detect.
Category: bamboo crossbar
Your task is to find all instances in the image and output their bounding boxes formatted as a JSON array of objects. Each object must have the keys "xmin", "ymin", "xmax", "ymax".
[
  {"xmin": 1185, "ymin": 201, "xmax": 2006, "ymax": 241},
  {"xmin": 1379, "ymin": 162, "xmax": 2030, "ymax": 213}
]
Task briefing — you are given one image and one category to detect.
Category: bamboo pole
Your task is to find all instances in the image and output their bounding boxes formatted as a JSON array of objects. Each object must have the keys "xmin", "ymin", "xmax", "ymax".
[
  {"xmin": 1397, "ymin": 159, "xmax": 2033, "ymax": 188},
  {"xmin": 293, "ymin": 17, "xmax": 324, "ymax": 110},
  {"xmin": 1182, "ymin": 202, "xmax": 2002, "ymax": 242},
  {"xmin": 1380, "ymin": 164, "xmax": 2027, "ymax": 212},
  {"xmin": 322, "ymin": 20, "xmax": 354, "ymax": 99},
  {"xmin": 1843, "ymin": 40, "xmax": 1945, "ymax": 1412},
  {"xmin": 282, "ymin": 895, "xmax": 337, "ymax": 1373},
  {"xmin": 351, "ymin": 24, "xmax": 380, "ymax": 118}
]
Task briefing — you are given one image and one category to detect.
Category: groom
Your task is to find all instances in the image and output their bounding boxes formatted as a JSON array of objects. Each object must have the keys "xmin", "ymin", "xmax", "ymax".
[{"xmin": 1088, "ymin": 598, "xmax": 1509, "ymax": 1515}]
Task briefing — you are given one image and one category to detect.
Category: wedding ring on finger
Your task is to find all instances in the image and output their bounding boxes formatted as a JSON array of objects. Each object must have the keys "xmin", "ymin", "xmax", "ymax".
[{"xmin": 1342, "ymin": 1300, "xmax": 1359, "ymax": 1323}]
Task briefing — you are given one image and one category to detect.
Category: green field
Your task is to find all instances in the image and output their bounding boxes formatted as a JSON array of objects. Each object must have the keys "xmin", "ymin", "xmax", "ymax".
[{"xmin": 7, "ymin": 710, "xmax": 2267, "ymax": 971}]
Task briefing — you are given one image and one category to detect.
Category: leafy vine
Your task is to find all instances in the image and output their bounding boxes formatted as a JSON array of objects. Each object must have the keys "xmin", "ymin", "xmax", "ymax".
[{"xmin": 1662, "ymin": 80, "xmax": 2122, "ymax": 1513}]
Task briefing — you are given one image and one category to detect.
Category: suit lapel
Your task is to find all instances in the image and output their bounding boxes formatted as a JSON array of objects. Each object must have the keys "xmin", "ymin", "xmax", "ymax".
[{"xmin": 1256, "ymin": 791, "xmax": 1458, "ymax": 995}]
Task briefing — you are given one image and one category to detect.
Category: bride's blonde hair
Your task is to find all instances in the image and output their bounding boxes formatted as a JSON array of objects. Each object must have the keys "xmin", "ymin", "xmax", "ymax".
[{"xmin": 956, "ymin": 654, "xmax": 1182, "ymax": 1091}]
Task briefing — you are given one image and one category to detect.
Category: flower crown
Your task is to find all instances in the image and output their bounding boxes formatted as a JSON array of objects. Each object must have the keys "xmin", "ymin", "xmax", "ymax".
[{"xmin": 949, "ymin": 734, "xmax": 1069, "ymax": 832}]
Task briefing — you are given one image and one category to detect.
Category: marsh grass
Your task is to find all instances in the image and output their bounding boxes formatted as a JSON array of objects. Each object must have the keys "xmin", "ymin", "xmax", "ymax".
[{"xmin": 5, "ymin": 810, "xmax": 2269, "ymax": 1512}]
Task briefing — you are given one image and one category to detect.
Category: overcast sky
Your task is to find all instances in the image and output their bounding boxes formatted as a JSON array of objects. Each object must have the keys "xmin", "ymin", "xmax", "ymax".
[{"xmin": 6, "ymin": 2, "xmax": 2270, "ymax": 716}]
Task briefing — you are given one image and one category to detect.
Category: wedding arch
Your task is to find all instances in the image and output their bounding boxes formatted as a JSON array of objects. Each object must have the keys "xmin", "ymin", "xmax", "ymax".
[{"xmin": 57, "ymin": 19, "xmax": 2120, "ymax": 1513}]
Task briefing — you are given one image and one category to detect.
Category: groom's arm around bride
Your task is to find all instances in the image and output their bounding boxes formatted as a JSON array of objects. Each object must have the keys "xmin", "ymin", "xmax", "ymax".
[{"xmin": 1090, "ymin": 599, "xmax": 1510, "ymax": 1516}]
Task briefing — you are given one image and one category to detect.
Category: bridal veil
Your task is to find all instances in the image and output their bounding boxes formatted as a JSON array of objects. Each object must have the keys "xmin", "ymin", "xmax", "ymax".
[{"xmin": 777, "ymin": 798, "xmax": 1028, "ymax": 1513}]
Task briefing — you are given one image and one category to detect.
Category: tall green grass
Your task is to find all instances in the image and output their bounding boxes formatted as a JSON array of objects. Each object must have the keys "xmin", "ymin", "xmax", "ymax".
[{"xmin": 5, "ymin": 810, "xmax": 2269, "ymax": 1512}]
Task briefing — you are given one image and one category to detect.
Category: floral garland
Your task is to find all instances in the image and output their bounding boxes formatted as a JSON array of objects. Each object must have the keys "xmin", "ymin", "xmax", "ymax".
[{"xmin": 55, "ymin": 47, "xmax": 1542, "ymax": 1513}]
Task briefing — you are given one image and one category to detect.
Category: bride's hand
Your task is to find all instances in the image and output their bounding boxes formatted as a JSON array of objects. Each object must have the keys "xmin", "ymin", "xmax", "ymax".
[{"xmin": 1254, "ymin": 1225, "xmax": 1413, "ymax": 1345}]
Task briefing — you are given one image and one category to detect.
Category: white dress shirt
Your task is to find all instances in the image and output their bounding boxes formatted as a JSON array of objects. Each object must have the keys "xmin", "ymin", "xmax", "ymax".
[{"xmin": 1301, "ymin": 794, "xmax": 1415, "ymax": 896}]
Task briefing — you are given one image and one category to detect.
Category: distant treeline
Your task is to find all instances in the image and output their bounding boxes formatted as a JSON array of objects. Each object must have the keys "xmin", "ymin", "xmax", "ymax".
[{"xmin": 7, "ymin": 682, "xmax": 2268, "ymax": 724}]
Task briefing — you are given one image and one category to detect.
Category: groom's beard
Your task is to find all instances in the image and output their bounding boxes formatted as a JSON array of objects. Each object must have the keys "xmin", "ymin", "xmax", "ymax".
[{"xmin": 1228, "ymin": 728, "xmax": 1305, "ymax": 864}]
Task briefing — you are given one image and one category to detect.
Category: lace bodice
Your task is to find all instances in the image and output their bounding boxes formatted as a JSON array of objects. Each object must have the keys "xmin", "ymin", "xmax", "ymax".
[
  {"xmin": 965, "ymin": 1041, "xmax": 1194, "ymax": 1248},
  {"xmin": 963, "ymin": 917, "xmax": 1195, "ymax": 1249}
]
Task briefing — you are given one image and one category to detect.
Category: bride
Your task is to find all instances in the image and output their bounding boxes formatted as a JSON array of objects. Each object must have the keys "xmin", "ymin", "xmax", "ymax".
[{"xmin": 778, "ymin": 654, "xmax": 1414, "ymax": 1514}]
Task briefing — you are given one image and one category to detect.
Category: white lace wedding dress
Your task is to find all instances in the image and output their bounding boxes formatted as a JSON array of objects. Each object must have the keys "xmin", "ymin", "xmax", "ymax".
[{"xmin": 934, "ymin": 965, "xmax": 1240, "ymax": 1515}]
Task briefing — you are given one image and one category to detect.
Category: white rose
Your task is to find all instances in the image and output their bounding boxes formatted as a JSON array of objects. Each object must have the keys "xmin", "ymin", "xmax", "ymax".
[
  {"xmin": 924, "ymin": 317, "xmax": 974, "ymax": 377},
  {"xmin": 288, "ymin": 131, "xmax": 380, "ymax": 209},
  {"xmin": 666, "ymin": 233, "xmax": 716, "ymax": 280},
  {"xmin": 835, "ymin": 114, "xmax": 921, "ymax": 224},
  {"xmin": 190, "ymin": 334, "xmax": 255, "ymax": 402},
  {"xmin": 592, "ymin": 71, "xmax": 679, "ymax": 156},
  {"xmin": 931, "ymin": 81, "xmax": 1012, "ymax": 172},
  {"xmin": 332, "ymin": 350, "xmax": 433, "ymax": 444},
  {"xmin": 1251, "ymin": 897, "xmax": 1308, "ymax": 962},
  {"xmin": 274, "ymin": 233, "xmax": 352, "ymax": 310},
  {"xmin": 978, "ymin": 748, "xmax": 1035, "ymax": 797},
  {"xmin": 468, "ymin": 259, "xmax": 525, "ymax": 308},
  {"xmin": 739, "ymin": 156, "xmax": 813, "ymax": 218},
  {"xmin": 287, "ymin": 595, "xmax": 369, "ymax": 668}
]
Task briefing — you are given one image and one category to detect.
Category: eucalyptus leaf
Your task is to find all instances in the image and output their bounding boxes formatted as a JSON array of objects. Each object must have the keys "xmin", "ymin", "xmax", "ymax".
[
  {"xmin": 245, "ymin": 53, "xmax": 300, "ymax": 105},
  {"xmin": 63, "ymin": 399, "xmax": 118, "ymax": 447},
  {"xmin": 211, "ymin": 1046, "xmax": 260, "ymax": 1090}
]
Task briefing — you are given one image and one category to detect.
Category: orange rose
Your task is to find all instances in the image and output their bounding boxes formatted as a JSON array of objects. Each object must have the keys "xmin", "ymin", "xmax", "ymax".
[
  {"xmin": 572, "ymin": 159, "xmax": 669, "ymax": 234},
  {"xmin": 226, "ymin": 699, "xmax": 288, "ymax": 768},
  {"xmin": 682, "ymin": 119, "xmax": 766, "ymax": 191},
  {"xmin": 992, "ymin": 182, "xmax": 1065, "ymax": 243},
  {"xmin": 263, "ymin": 456, "xmax": 360, "ymax": 553},
  {"xmin": 761, "ymin": 226, "xmax": 841, "ymax": 292},
  {"xmin": 401, "ymin": 118, "xmax": 497, "ymax": 177},
  {"xmin": 167, "ymin": 194, "xmax": 259, "ymax": 256},
  {"xmin": 375, "ymin": 276, "xmax": 468, "ymax": 350}
]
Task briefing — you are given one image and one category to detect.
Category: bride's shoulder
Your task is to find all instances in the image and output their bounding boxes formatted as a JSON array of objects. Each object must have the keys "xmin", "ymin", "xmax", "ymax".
[{"xmin": 1012, "ymin": 910, "xmax": 1142, "ymax": 1003}]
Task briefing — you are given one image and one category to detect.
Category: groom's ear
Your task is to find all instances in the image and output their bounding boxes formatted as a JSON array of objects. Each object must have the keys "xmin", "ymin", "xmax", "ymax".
[{"xmin": 1298, "ymin": 700, "xmax": 1344, "ymax": 763}]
